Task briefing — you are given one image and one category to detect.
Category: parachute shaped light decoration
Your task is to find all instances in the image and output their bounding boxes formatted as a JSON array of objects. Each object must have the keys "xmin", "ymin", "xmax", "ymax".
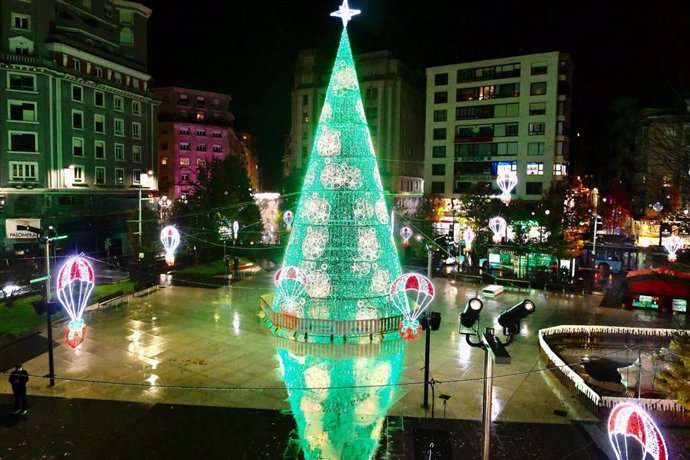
[
  {"xmin": 283, "ymin": 210, "xmax": 294, "ymax": 232},
  {"xmin": 489, "ymin": 216, "xmax": 507, "ymax": 244},
  {"xmin": 608, "ymin": 403, "xmax": 668, "ymax": 460},
  {"xmin": 389, "ymin": 273, "xmax": 435, "ymax": 340},
  {"xmin": 663, "ymin": 235, "xmax": 681, "ymax": 262},
  {"xmin": 399, "ymin": 227, "xmax": 412, "ymax": 247},
  {"xmin": 56, "ymin": 255, "xmax": 95, "ymax": 349},
  {"xmin": 160, "ymin": 225, "xmax": 181, "ymax": 266},
  {"xmin": 269, "ymin": 1, "xmax": 402, "ymax": 335},
  {"xmin": 463, "ymin": 228, "xmax": 476, "ymax": 251},
  {"xmin": 496, "ymin": 171, "xmax": 518, "ymax": 205},
  {"xmin": 274, "ymin": 265, "xmax": 308, "ymax": 315}
]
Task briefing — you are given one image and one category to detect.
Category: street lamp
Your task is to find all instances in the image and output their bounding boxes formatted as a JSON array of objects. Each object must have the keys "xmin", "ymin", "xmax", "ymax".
[{"xmin": 138, "ymin": 170, "xmax": 153, "ymax": 258}]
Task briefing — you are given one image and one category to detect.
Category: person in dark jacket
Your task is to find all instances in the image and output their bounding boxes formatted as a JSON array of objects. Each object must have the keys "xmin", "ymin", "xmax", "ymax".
[{"xmin": 9, "ymin": 363, "xmax": 29, "ymax": 415}]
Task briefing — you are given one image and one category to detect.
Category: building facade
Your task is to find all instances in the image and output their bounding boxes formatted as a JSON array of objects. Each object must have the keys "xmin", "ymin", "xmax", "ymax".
[
  {"xmin": 425, "ymin": 51, "xmax": 573, "ymax": 201},
  {"xmin": 0, "ymin": 0, "xmax": 157, "ymax": 256},
  {"xmin": 153, "ymin": 87, "xmax": 239, "ymax": 200},
  {"xmin": 285, "ymin": 49, "xmax": 425, "ymax": 197}
]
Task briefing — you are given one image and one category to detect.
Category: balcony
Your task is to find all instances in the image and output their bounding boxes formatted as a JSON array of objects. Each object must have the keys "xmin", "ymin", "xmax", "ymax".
[{"xmin": 0, "ymin": 52, "xmax": 53, "ymax": 67}]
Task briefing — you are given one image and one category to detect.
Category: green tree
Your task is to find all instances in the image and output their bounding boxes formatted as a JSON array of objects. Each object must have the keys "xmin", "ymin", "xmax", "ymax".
[
  {"xmin": 656, "ymin": 332, "xmax": 690, "ymax": 410},
  {"xmin": 171, "ymin": 155, "xmax": 260, "ymax": 261}
]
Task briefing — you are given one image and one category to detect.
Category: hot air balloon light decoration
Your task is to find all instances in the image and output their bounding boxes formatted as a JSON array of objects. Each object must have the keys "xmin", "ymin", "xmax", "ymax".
[
  {"xmin": 274, "ymin": 265, "xmax": 308, "ymax": 315},
  {"xmin": 608, "ymin": 403, "xmax": 668, "ymax": 460},
  {"xmin": 463, "ymin": 228, "xmax": 476, "ymax": 251},
  {"xmin": 496, "ymin": 171, "xmax": 518, "ymax": 205},
  {"xmin": 389, "ymin": 273, "xmax": 435, "ymax": 340},
  {"xmin": 160, "ymin": 225, "xmax": 181, "ymax": 266},
  {"xmin": 283, "ymin": 210, "xmax": 294, "ymax": 232},
  {"xmin": 56, "ymin": 255, "xmax": 95, "ymax": 349},
  {"xmin": 400, "ymin": 227, "xmax": 413, "ymax": 247},
  {"xmin": 663, "ymin": 235, "xmax": 681, "ymax": 262},
  {"xmin": 489, "ymin": 217, "xmax": 507, "ymax": 244}
]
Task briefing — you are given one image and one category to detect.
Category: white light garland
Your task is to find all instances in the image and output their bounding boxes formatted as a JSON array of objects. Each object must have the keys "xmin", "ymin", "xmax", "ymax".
[
  {"xmin": 305, "ymin": 268, "xmax": 331, "ymax": 298},
  {"xmin": 304, "ymin": 164, "xmax": 317, "ymax": 185},
  {"xmin": 375, "ymin": 198, "xmax": 388, "ymax": 224},
  {"xmin": 355, "ymin": 300, "xmax": 379, "ymax": 320},
  {"xmin": 321, "ymin": 102, "xmax": 333, "ymax": 123},
  {"xmin": 351, "ymin": 261, "xmax": 372, "ymax": 276},
  {"xmin": 302, "ymin": 194, "xmax": 331, "ymax": 224},
  {"xmin": 355, "ymin": 100, "xmax": 366, "ymax": 122},
  {"xmin": 332, "ymin": 63, "xmax": 358, "ymax": 92},
  {"xmin": 357, "ymin": 227, "xmax": 381, "ymax": 261},
  {"xmin": 302, "ymin": 227, "xmax": 329, "ymax": 259},
  {"xmin": 317, "ymin": 126, "xmax": 342, "ymax": 157},
  {"xmin": 373, "ymin": 164, "xmax": 383, "ymax": 190},
  {"xmin": 353, "ymin": 197, "xmax": 374, "ymax": 221},
  {"xmin": 370, "ymin": 269, "xmax": 391, "ymax": 294},
  {"xmin": 319, "ymin": 162, "xmax": 363, "ymax": 190}
]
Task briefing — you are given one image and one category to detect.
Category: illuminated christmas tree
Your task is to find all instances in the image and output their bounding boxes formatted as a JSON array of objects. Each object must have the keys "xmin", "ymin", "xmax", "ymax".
[{"xmin": 272, "ymin": 2, "xmax": 402, "ymax": 330}]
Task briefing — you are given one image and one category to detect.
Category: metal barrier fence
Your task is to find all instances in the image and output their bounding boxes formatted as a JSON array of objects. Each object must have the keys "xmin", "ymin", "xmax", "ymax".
[{"xmin": 539, "ymin": 325, "xmax": 689, "ymax": 424}]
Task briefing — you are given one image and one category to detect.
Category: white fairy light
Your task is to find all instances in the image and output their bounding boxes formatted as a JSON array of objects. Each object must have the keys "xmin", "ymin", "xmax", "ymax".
[
  {"xmin": 357, "ymin": 227, "xmax": 381, "ymax": 261},
  {"xmin": 355, "ymin": 100, "xmax": 366, "ymax": 122},
  {"xmin": 375, "ymin": 198, "xmax": 388, "ymax": 224},
  {"xmin": 353, "ymin": 197, "xmax": 374, "ymax": 221},
  {"xmin": 496, "ymin": 171, "xmax": 518, "ymax": 205},
  {"xmin": 316, "ymin": 126, "xmax": 342, "ymax": 157},
  {"xmin": 302, "ymin": 227, "xmax": 329, "ymax": 259},
  {"xmin": 663, "ymin": 235, "xmax": 682, "ymax": 262},
  {"xmin": 305, "ymin": 269, "xmax": 331, "ymax": 298},
  {"xmin": 489, "ymin": 216, "xmax": 507, "ymax": 243},
  {"xmin": 370, "ymin": 269, "xmax": 390, "ymax": 294},
  {"xmin": 302, "ymin": 194, "xmax": 331, "ymax": 224}
]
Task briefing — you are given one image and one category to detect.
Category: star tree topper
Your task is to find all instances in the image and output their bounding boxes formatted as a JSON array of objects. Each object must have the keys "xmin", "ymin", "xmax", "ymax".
[{"xmin": 330, "ymin": 0, "xmax": 360, "ymax": 27}]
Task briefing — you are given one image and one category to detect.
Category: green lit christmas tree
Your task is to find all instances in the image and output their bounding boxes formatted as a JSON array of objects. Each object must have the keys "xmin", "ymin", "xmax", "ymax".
[{"xmin": 272, "ymin": 2, "xmax": 402, "ymax": 328}]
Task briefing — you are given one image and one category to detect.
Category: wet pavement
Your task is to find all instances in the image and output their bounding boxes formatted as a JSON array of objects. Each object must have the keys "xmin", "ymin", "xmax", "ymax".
[{"xmin": 1, "ymin": 267, "xmax": 689, "ymax": 458}]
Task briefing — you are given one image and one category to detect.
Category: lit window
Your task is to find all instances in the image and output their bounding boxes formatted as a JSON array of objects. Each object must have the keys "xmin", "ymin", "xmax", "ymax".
[
  {"xmin": 180, "ymin": 157, "xmax": 190, "ymax": 166},
  {"xmin": 526, "ymin": 162, "xmax": 544, "ymax": 175},
  {"xmin": 528, "ymin": 122, "xmax": 545, "ymax": 136},
  {"xmin": 115, "ymin": 168, "xmax": 124, "ymax": 185},
  {"xmin": 553, "ymin": 163, "xmax": 568, "ymax": 176},
  {"xmin": 196, "ymin": 112, "xmax": 205, "ymax": 121}
]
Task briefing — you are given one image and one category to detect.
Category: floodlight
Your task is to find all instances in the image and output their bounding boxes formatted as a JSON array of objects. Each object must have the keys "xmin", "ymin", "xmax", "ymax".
[
  {"xmin": 497, "ymin": 299, "xmax": 535, "ymax": 336},
  {"xmin": 459, "ymin": 297, "xmax": 483, "ymax": 329}
]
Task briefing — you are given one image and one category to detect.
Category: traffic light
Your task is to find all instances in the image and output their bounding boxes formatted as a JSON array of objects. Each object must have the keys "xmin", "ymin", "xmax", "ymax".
[
  {"xmin": 459, "ymin": 297, "xmax": 483, "ymax": 330},
  {"xmin": 497, "ymin": 299, "xmax": 535, "ymax": 336}
]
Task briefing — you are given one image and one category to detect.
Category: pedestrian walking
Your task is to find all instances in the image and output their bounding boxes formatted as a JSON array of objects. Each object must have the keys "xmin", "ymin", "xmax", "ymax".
[{"xmin": 9, "ymin": 363, "xmax": 29, "ymax": 415}]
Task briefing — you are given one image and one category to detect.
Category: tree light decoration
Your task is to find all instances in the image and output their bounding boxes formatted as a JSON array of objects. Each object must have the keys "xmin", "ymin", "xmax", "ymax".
[
  {"xmin": 56, "ymin": 255, "xmax": 95, "ymax": 349},
  {"xmin": 662, "ymin": 235, "xmax": 681, "ymax": 262},
  {"xmin": 270, "ymin": 11, "xmax": 402, "ymax": 326},
  {"xmin": 389, "ymin": 273, "xmax": 435, "ymax": 340},
  {"xmin": 274, "ymin": 266, "xmax": 308, "ymax": 314},
  {"xmin": 489, "ymin": 217, "xmax": 507, "ymax": 244},
  {"xmin": 463, "ymin": 228, "xmax": 476, "ymax": 251},
  {"xmin": 160, "ymin": 225, "xmax": 181, "ymax": 266},
  {"xmin": 608, "ymin": 403, "xmax": 668, "ymax": 460},
  {"xmin": 400, "ymin": 227, "xmax": 412, "ymax": 247},
  {"xmin": 284, "ymin": 210, "xmax": 294, "ymax": 231},
  {"xmin": 496, "ymin": 171, "xmax": 518, "ymax": 205}
]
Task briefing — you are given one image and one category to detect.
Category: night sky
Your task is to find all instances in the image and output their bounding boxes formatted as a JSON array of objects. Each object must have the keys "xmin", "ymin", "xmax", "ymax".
[{"xmin": 142, "ymin": 0, "xmax": 690, "ymax": 190}]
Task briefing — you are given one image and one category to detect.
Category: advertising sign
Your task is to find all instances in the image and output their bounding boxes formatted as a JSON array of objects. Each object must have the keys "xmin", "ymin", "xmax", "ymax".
[{"xmin": 5, "ymin": 218, "xmax": 41, "ymax": 239}]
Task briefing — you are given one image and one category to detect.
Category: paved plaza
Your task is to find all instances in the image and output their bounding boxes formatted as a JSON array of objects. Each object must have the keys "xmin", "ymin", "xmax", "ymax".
[{"xmin": 1, "ymin": 266, "xmax": 689, "ymax": 458}]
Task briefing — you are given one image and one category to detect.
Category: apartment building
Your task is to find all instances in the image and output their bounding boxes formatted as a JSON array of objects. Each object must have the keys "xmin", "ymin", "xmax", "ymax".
[
  {"xmin": 425, "ymin": 51, "xmax": 573, "ymax": 201},
  {"xmin": 285, "ymin": 49, "xmax": 425, "ymax": 197},
  {"xmin": 0, "ymin": 0, "xmax": 157, "ymax": 256}
]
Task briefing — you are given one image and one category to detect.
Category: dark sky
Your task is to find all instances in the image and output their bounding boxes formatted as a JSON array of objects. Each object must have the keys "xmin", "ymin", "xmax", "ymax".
[{"xmin": 142, "ymin": 0, "xmax": 690, "ymax": 190}]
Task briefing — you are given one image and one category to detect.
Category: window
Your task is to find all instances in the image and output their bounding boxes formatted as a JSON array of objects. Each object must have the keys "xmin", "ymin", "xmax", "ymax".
[
  {"xmin": 557, "ymin": 141, "xmax": 568, "ymax": 157},
  {"xmin": 495, "ymin": 161, "xmax": 517, "ymax": 175},
  {"xmin": 180, "ymin": 157, "xmax": 191, "ymax": 166},
  {"xmin": 557, "ymin": 121, "xmax": 570, "ymax": 136},
  {"xmin": 8, "ymin": 101, "xmax": 36, "ymax": 121},
  {"xmin": 433, "ymin": 110, "xmax": 447, "ymax": 122},
  {"xmin": 212, "ymin": 131, "xmax": 222, "ymax": 138},
  {"xmin": 132, "ymin": 122, "xmax": 141, "ymax": 139},
  {"xmin": 9, "ymin": 132, "xmax": 36, "ymax": 152},
  {"xmin": 197, "ymin": 158, "xmax": 206, "ymax": 167},
  {"xmin": 72, "ymin": 137, "xmax": 84, "ymax": 157},
  {"xmin": 161, "ymin": 157, "xmax": 168, "ymax": 165},
  {"xmin": 558, "ymin": 81, "xmax": 571, "ymax": 96},
  {"xmin": 181, "ymin": 173, "xmax": 190, "ymax": 182},
  {"xmin": 196, "ymin": 144, "xmax": 207, "ymax": 152},
  {"xmin": 9, "ymin": 161, "xmax": 37, "ymax": 181},
  {"xmin": 94, "ymin": 114, "xmax": 105, "ymax": 133},
  {"xmin": 559, "ymin": 60, "xmax": 569, "ymax": 76},
  {"xmin": 365, "ymin": 88, "xmax": 378, "ymax": 101},
  {"xmin": 530, "ymin": 82, "xmax": 547, "ymax": 96},
  {"xmin": 132, "ymin": 145, "xmax": 141, "ymax": 162},
  {"xmin": 120, "ymin": 27, "xmax": 133, "ymax": 45},
  {"xmin": 71, "ymin": 84, "xmax": 83, "ymax": 102},
  {"xmin": 12, "ymin": 13, "xmax": 30, "ymax": 30},
  {"xmin": 432, "ymin": 146, "xmax": 446, "ymax": 158},
  {"xmin": 433, "ymin": 128, "xmax": 447, "ymax": 140},
  {"xmin": 73, "ymin": 59, "xmax": 81, "ymax": 71},
  {"xmin": 94, "ymin": 91, "xmax": 104, "ymax": 107},
  {"xmin": 212, "ymin": 145, "xmax": 223, "ymax": 153},
  {"xmin": 456, "ymin": 63, "xmax": 521, "ymax": 83},
  {"xmin": 179, "ymin": 142, "xmax": 190, "ymax": 151},
  {"xmin": 115, "ymin": 168, "xmax": 124, "ymax": 185},
  {"xmin": 196, "ymin": 129, "xmax": 206, "ymax": 136},
  {"xmin": 160, "ymin": 141, "xmax": 168, "ymax": 150},
  {"xmin": 95, "ymin": 140, "xmax": 105, "ymax": 159},
  {"xmin": 114, "ymin": 73, "xmax": 122, "ymax": 84},
  {"xmin": 527, "ymin": 142, "xmax": 545, "ymax": 156},
  {"xmin": 302, "ymin": 94, "xmax": 309, "ymax": 106},
  {"xmin": 529, "ymin": 102, "xmax": 546, "ymax": 115},
  {"xmin": 115, "ymin": 143, "xmax": 125, "ymax": 161},
  {"xmin": 554, "ymin": 163, "xmax": 567, "ymax": 176},
  {"xmin": 114, "ymin": 118, "xmax": 124, "ymax": 136},
  {"xmin": 531, "ymin": 62, "xmax": 547, "ymax": 75},
  {"xmin": 132, "ymin": 101, "xmax": 141, "ymax": 115},
  {"xmin": 114, "ymin": 96, "xmax": 123, "ymax": 111},
  {"xmin": 432, "ymin": 164, "xmax": 446, "ymax": 176},
  {"xmin": 105, "ymin": 5, "xmax": 113, "ymax": 17},
  {"xmin": 528, "ymin": 122, "xmax": 545, "ymax": 135},
  {"xmin": 557, "ymin": 101, "xmax": 569, "ymax": 116},
  {"xmin": 526, "ymin": 162, "xmax": 544, "ymax": 175},
  {"xmin": 526, "ymin": 182, "xmax": 543, "ymax": 195},
  {"xmin": 72, "ymin": 110, "xmax": 83, "ymax": 129},
  {"xmin": 132, "ymin": 169, "xmax": 141, "ymax": 185},
  {"xmin": 180, "ymin": 127, "xmax": 190, "ymax": 135},
  {"xmin": 95, "ymin": 167, "xmax": 106, "ymax": 185},
  {"xmin": 72, "ymin": 166, "xmax": 84, "ymax": 184},
  {"xmin": 120, "ymin": 10, "xmax": 133, "ymax": 24},
  {"xmin": 9, "ymin": 37, "xmax": 33, "ymax": 55},
  {"xmin": 434, "ymin": 92, "xmax": 448, "ymax": 104},
  {"xmin": 431, "ymin": 181, "xmax": 445, "ymax": 194},
  {"xmin": 434, "ymin": 73, "xmax": 448, "ymax": 86},
  {"xmin": 8, "ymin": 74, "xmax": 35, "ymax": 91},
  {"xmin": 95, "ymin": 67, "xmax": 103, "ymax": 78}
]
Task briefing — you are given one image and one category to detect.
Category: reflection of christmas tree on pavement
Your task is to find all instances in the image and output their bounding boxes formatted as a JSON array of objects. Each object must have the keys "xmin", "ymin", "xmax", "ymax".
[{"xmin": 270, "ymin": 0, "xmax": 402, "ymax": 336}]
